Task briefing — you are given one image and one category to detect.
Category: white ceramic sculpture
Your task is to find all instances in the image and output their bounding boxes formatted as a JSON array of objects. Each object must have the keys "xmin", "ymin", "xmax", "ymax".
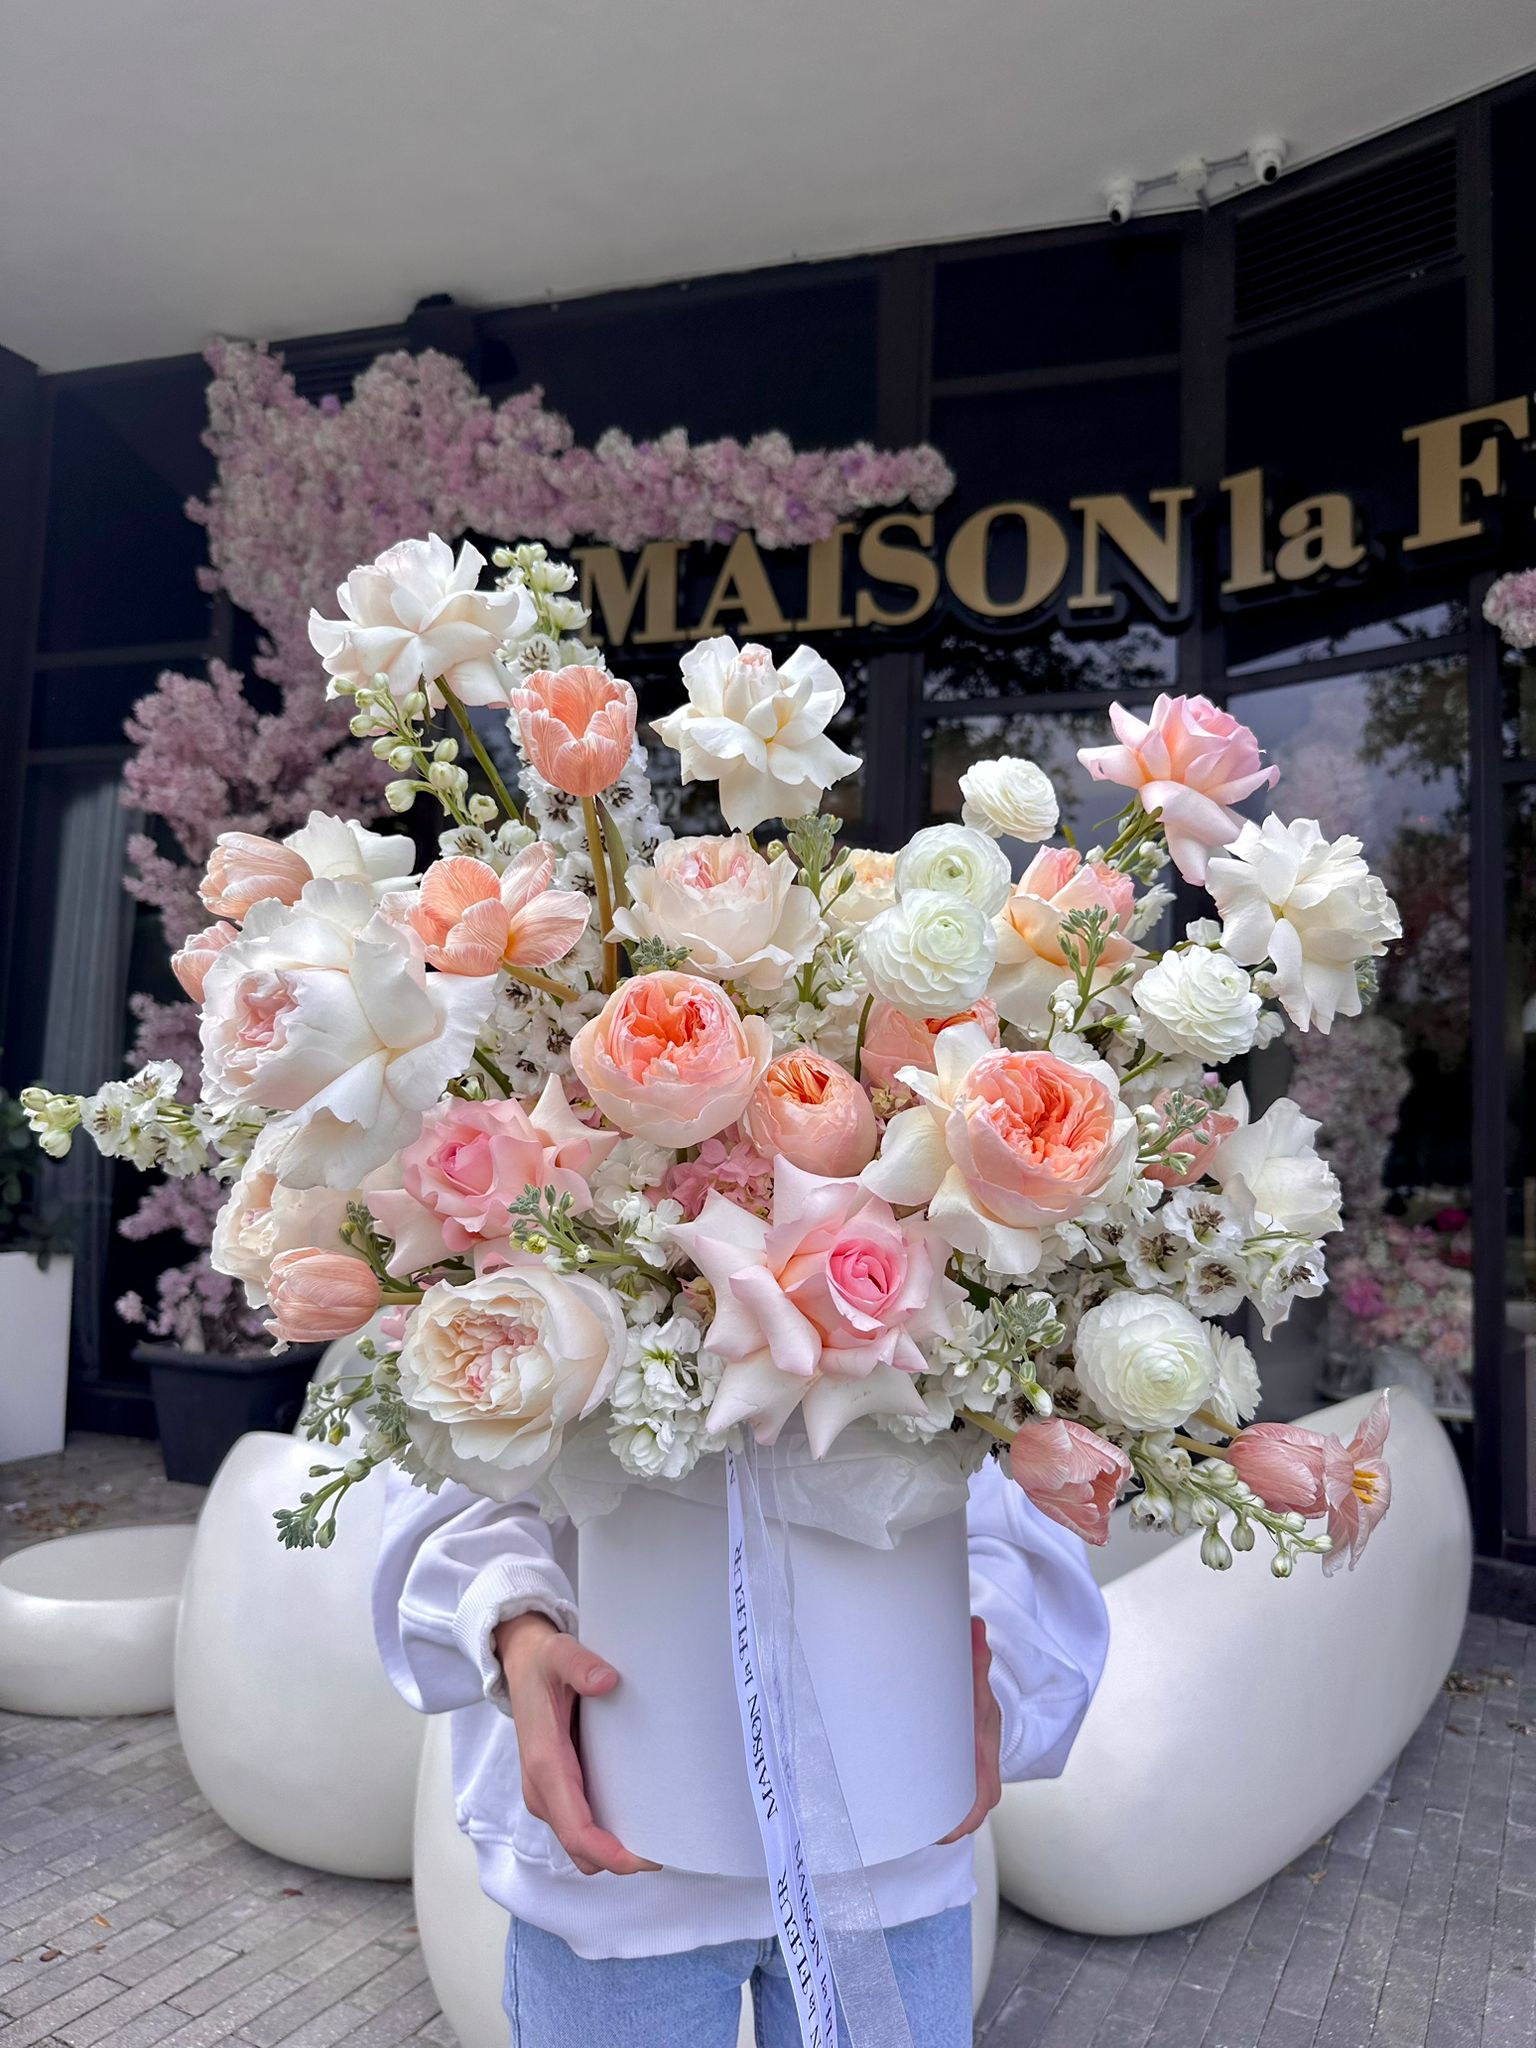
[
  {"xmin": 993, "ymin": 1388, "xmax": 1471, "ymax": 1936},
  {"xmin": 411, "ymin": 1707, "xmax": 1000, "ymax": 2046},
  {"xmin": 0, "ymin": 1522, "xmax": 194, "ymax": 1716},
  {"xmin": 174, "ymin": 1429, "xmax": 424, "ymax": 1878}
]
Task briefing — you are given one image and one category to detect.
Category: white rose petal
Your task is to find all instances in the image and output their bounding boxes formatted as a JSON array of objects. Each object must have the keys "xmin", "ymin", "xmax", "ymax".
[
  {"xmin": 959, "ymin": 757, "xmax": 1060, "ymax": 844},
  {"xmin": 1073, "ymin": 1291, "xmax": 1218, "ymax": 1432},
  {"xmin": 1132, "ymin": 947, "xmax": 1262, "ymax": 1062},
  {"xmin": 894, "ymin": 824, "xmax": 1013, "ymax": 916},
  {"xmin": 858, "ymin": 890, "xmax": 997, "ymax": 1017},
  {"xmin": 284, "ymin": 812, "xmax": 416, "ymax": 897},
  {"xmin": 1208, "ymin": 1091, "xmax": 1343, "ymax": 1241}
]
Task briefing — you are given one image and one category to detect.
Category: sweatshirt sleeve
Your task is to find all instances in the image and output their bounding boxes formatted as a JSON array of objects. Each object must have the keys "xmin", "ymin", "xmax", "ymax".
[
  {"xmin": 371, "ymin": 1463, "xmax": 578, "ymax": 1717},
  {"xmin": 966, "ymin": 1457, "xmax": 1110, "ymax": 1783}
]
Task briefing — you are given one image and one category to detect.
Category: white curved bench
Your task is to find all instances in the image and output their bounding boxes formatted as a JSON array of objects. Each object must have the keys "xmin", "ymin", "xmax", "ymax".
[
  {"xmin": 0, "ymin": 1523, "xmax": 195, "ymax": 1717},
  {"xmin": 993, "ymin": 1388, "xmax": 1471, "ymax": 1935},
  {"xmin": 411, "ymin": 1708, "xmax": 1000, "ymax": 2045}
]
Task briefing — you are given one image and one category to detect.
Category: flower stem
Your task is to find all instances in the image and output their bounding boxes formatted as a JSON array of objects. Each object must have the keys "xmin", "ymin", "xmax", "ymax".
[
  {"xmin": 1172, "ymin": 1433, "xmax": 1234, "ymax": 1460},
  {"xmin": 438, "ymin": 679, "xmax": 522, "ymax": 824},
  {"xmin": 853, "ymin": 994, "xmax": 874, "ymax": 1082},
  {"xmin": 581, "ymin": 794, "xmax": 620, "ymax": 992},
  {"xmin": 474, "ymin": 1047, "xmax": 514, "ymax": 1094},
  {"xmin": 962, "ymin": 1407, "xmax": 1016, "ymax": 1446},
  {"xmin": 504, "ymin": 960, "xmax": 583, "ymax": 1004}
]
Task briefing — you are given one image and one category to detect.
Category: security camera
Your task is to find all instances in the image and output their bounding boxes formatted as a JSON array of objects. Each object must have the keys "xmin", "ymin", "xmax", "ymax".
[
  {"xmin": 1105, "ymin": 179, "xmax": 1136, "ymax": 226},
  {"xmin": 1248, "ymin": 137, "xmax": 1288, "ymax": 186}
]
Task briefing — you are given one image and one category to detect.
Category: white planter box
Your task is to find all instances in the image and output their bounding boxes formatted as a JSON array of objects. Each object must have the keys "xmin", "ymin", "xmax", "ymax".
[{"xmin": 0, "ymin": 1251, "xmax": 73, "ymax": 1464}]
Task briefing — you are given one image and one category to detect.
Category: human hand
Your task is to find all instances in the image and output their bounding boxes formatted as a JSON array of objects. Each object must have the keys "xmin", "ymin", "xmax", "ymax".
[
  {"xmin": 494, "ymin": 1612, "xmax": 661, "ymax": 1877},
  {"xmin": 937, "ymin": 1616, "xmax": 1003, "ymax": 1844}
]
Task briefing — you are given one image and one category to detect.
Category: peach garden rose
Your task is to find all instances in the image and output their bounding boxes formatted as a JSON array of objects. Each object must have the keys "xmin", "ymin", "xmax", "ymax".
[
  {"xmin": 741, "ymin": 1049, "xmax": 878, "ymax": 1178},
  {"xmin": 989, "ymin": 845, "xmax": 1138, "ymax": 1033},
  {"xmin": 569, "ymin": 971, "xmax": 773, "ymax": 1147}
]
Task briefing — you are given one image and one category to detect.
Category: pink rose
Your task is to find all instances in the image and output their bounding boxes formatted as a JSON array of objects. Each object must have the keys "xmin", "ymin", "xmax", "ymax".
[
  {"xmin": 265, "ymin": 1249, "xmax": 381, "ymax": 1344},
  {"xmin": 508, "ymin": 666, "xmax": 638, "ymax": 799},
  {"xmin": 1141, "ymin": 1085, "xmax": 1241, "ymax": 1188},
  {"xmin": 1078, "ymin": 694, "xmax": 1279, "ymax": 883},
  {"xmin": 199, "ymin": 833, "xmax": 312, "ymax": 922},
  {"xmin": 369, "ymin": 1077, "xmax": 620, "ymax": 1277},
  {"xmin": 1008, "ymin": 1419, "xmax": 1132, "ymax": 1545},
  {"xmin": 863, "ymin": 1023, "xmax": 1138, "ymax": 1272},
  {"xmin": 990, "ymin": 846, "xmax": 1138, "ymax": 1032},
  {"xmin": 670, "ymin": 1159, "xmax": 960, "ymax": 1456},
  {"xmin": 569, "ymin": 972, "xmax": 772, "ymax": 1147},
  {"xmin": 171, "ymin": 921, "xmax": 240, "ymax": 1003},
  {"xmin": 742, "ymin": 1050, "xmax": 878, "ymax": 1177},
  {"xmin": 858, "ymin": 998, "xmax": 1001, "ymax": 1092},
  {"xmin": 402, "ymin": 849, "xmax": 589, "ymax": 976}
]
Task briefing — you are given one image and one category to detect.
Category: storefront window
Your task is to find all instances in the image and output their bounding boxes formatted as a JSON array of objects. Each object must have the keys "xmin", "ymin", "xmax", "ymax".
[{"xmin": 1508, "ymin": 781, "xmax": 1536, "ymax": 1533}]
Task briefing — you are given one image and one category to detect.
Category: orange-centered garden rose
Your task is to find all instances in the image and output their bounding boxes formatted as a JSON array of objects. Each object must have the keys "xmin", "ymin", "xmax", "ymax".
[{"xmin": 569, "ymin": 971, "xmax": 772, "ymax": 1147}]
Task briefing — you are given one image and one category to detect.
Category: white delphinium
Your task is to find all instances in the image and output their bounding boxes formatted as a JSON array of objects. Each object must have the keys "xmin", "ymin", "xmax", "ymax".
[
  {"xmin": 29, "ymin": 1062, "xmax": 234, "ymax": 1176},
  {"xmin": 1123, "ymin": 1218, "xmax": 1191, "ymax": 1292},
  {"xmin": 607, "ymin": 1314, "xmax": 724, "ymax": 1481},
  {"xmin": 765, "ymin": 931, "xmax": 868, "ymax": 1066},
  {"xmin": 1248, "ymin": 1239, "xmax": 1328, "ymax": 1333},
  {"xmin": 858, "ymin": 890, "xmax": 997, "ymax": 1017},
  {"xmin": 893, "ymin": 824, "xmax": 1013, "ymax": 917},
  {"xmin": 1127, "ymin": 882, "xmax": 1177, "ymax": 942},
  {"xmin": 958, "ymin": 757, "xmax": 1059, "ymax": 845},
  {"xmin": 1132, "ymin": 947, "xmax": 1262, "ymax": 1062},
  {"xmin": 437, "ymin": 818, "xmax": 536, "ymax": 872}
]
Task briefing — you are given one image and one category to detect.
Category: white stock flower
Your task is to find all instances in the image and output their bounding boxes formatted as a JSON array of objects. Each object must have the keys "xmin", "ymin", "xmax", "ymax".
[
  {"xmin": 824, "ymin": 848, "xmax": 897, "ymax": 933},
  {"xmin": 1072, "ymin": 1292, "xmax": 1217, "ymax": 1432},
  {"xmin": 858, "ymin": 890, "xmax": 997, "ymax": 1017},
  {"xmin": 308, "ymin": 535, "xmax": 534, "ymax": 710},
  {"xmin": 651, "ymin": 638, "xmax": 860, "ymax": 831},
  {"xmin": 1132, "ymin": 947, "xmax": 1262, "ymax": 1062},
  {"xmin": 284, "ymin": 813, "xmax": 416, "ymax": 897},
  {"xmin": 1208, "ymin": 1090, "xmax": 1343, "ymax": 1241},
  {"xmin": 199, "ymin": 880, "xmax": 494, "ymax": 1190},
  {"xmin": 610, "ymin": 835, "xmax": 819, "ymax": 991},
  {"xmin": 959, "ymin": 757, "xmax": 1060, "ymax": 844},
  {"xmin": 894, "ymin": 824, "xmax": 1013, "ymax": 916},
  {"xmin": 1207, "ymin": 816, "xmax": 1401, "ymax": 1033}
]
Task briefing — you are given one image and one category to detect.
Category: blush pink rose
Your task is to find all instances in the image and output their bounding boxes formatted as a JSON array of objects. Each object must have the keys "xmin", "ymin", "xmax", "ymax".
[
  {"xmin": 508, "ymin": 666, "xmax": 638, "ymax": 799},
  {"xmin": 199, "ymin": 834, "xmax": 312, "ymax": 922},
  {"xmin": 265, "ymin": 1249, "xmax": 381, "ymax": 1344},
  {"xmin": 858, "ymin": 998, "xmax": 1001, "ymax": 1093},
  {"xmin": 1141, "ymin": 1084, "xmax": 1241, "ymax": 1188},
  {"xmin": 670, "ymin": 1158, "xmax": 961, "ymax": 1457},
  {"xmin": 171, "ymin": 921, "xmax": 240, "ymax": 1002},
  {"xmin": 402, "ymin": 849, "xmax": 589, "ymax": 976},
  {"xmin": 741, "ymin": 1050, "xmax": 878, "ymax": 1177},
  {"xmin": 569, "ymin": 972, "xmax": 772, "ymax": 1147},
  {"xmin": 1078, "ymin": 694, "xmax": 1279, "ymax": 883},
  {"xmin": 369, "ymin": 1076, "xmax": 620, "ymax": 1276},
  {"xmin": 990, "ymin": 846, "xmax": 1138, "ymax": 1032},
  {"xmin": 1008, "ymin": 1418, "xmax": 1132, "ymax": 1545}
]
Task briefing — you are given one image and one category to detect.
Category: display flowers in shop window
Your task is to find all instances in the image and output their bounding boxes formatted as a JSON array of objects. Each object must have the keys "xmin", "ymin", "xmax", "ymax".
[{"xmin": 26, "ymin": 530, "xmax": 1402, "ymax": 1580}]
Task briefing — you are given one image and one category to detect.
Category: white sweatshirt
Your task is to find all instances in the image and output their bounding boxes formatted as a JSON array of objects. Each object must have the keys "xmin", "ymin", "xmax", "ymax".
[{"xmin": 372, "ymin": 1458, "xmax": 1109, "ymax": 1960}]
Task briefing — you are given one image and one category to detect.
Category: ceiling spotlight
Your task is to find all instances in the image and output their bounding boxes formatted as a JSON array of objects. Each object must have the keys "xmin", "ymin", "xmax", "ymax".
[
  {"xmin": 1248, "ymin": 136, "xmax": 1288, "ymax": 186},
  {"xmin": 1105, "ymin": 178, "xmax": 1137, "ymax": 227},
  {"xmin": 1175, "ymin": 155, "xmax": 1209, "ymax": 198}
]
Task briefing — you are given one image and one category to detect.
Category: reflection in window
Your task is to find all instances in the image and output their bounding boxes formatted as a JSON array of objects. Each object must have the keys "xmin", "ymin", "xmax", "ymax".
[
  {"xmin": 1225, "ymin": 600, "xmax": 1467, "ymax": 678},
  {"xmin": 923, "ymin": 624, "xmax": 1177, "ymax": 703},
  {"xmin": 1232, "ymin": 662, "xmax": 1473, "ymax": 1420},
  {"xmin": 1503, "ymin": 648, "xmax": 1536, "ymax": 763},
  {"xmin": 1509, "ymin": 783, "xmax": 1536, "ymax": 1534}
]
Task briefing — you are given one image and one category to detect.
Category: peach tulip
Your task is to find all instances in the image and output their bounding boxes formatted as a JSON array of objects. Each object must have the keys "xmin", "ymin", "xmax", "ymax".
[
  {"xmin": 199, "ymin": 833, "xmax": 312, "ymax": 922},
  {"xmin": 404, "ymin": 849, "xmax": 589, "ymax": 975},
  {"xmin": 264, "ymin": 1249, "xmax": 381, "ymax": 1344},
  {"xmin": 742, "ymin": 1050, "xmax": 878, "ymax": 1177},
  {"xmin": 171, "ymin": 921, "xmax": 240, "ymax": 1003},
  {"xmin": 1008, "ymin": 1418, "xmax": 1132, "ymax": 1545},
  {"xmin": 508, "ymin": 666, "xmax": 637, "ymax": 798}
]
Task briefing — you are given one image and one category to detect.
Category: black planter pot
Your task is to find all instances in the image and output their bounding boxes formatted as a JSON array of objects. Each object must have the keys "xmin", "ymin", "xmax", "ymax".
[{"xmin": 134, "ymin": 1343, "xmax": 325, "ymax": 1486}]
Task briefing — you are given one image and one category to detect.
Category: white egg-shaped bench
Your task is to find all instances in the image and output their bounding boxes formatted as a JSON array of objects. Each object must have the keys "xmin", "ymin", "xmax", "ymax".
[
  {"xmin": 411, "ymin": 1707, "xmax": 1000, "ymax": 2046},
  {"xmin": 174, "ymin": 1429, "xmax": 424, "ymax": 1878},
  {"xmin": 993, "ymin": 1388, "xmax": 1471, "ymax": 1936},
  {"xmin": 0, "ymin": 1523, "xmax": 195, "ymax": 1716}
]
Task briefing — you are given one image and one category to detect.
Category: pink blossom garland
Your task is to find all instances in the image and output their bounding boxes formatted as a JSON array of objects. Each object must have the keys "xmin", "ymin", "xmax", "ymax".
[{"xmin": 1485, "ymin": 569, "xmax": 1536, "ymax": 651}]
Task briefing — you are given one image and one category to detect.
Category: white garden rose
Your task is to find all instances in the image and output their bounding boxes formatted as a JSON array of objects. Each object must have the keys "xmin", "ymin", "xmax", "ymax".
[
  {"xmin": 199, "ymin": 879, "xmax": 495, "ymax": 1190},
  {"xmin": 1132, "ymin": 946, "xmax": 1262, "ymax": 1061},
  {"xmin": 283, "ymin": 812, "xmax": 416, "ymax": 897},
  {"xmin": 824, "ymin": 847, "xmax": 897, "ymax": 932},
  {"xmin": 1208, "ymin": 1091, "xmax": 1343, "ymax": 1242},
  {"xmin": 894, "ymin": 824, "xmax": 1013, "ymax": 916},
  {"xmin": 1072, "ymin": 1292, "xmax": 1217, "ymax": 1432},
  {"xmin": 609, "ymin": 835, "xmax": 819, "ymax": 991},
  {"xmin": 651, "ymin": 638, "xmax": 860, "ymax": 832},
  {"xmin": 209, "ymin": 1128, "xmax": 358, "ymax": 1306},
  {"xmin": 1207, "ymin": 816, "xmax": 1401, "ymax": 1033},
  {"xmin": 307, "ymin": 534, "xmax": 534, "ymax": 711},
  {"xmin": 858, "ymin": 890, "xmax": 997, "ymax": 1017},
  {"xmin": 959, "ymin": 757, "xmax": 1060, "ymax": 844},
  {"xmin": 397, "ymin": 1266, "xmax": 627, "ymax": 1498}
]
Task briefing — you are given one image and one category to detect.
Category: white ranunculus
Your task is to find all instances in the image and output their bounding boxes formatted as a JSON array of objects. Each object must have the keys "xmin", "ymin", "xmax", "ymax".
[
  {"xmin": 609, "ymin": 835, "xmax": 819, "ymax": 992},
  {"xmin": 283, "ymin": 812, "xmax": 416, "ymax": 897},
  {"xmin": 1207, "ymin": 816, "xmax": 1401, "ymax": 1033},
  {"xmin": 199, "ymin": 879, "xmax": 495, "ymax": 1190},
  {"xmin": 651, "ymin": 638, "xmax": 861, "ymax": 832},
  {"xmin": 959, "ymin": 757, "xmax": 1060, "ymax": 844},
  {"xmin": 1207, "ymin": 1090, "xmax": 1343, "ymax": 1241},
  {"xmin": 1072, "ymin": 1292, "xmax": 1217, "ymax": 1432},
  {"xmin": 824, "ymin": 848, "xmax": 897, "ymax": 932},
  {"xmin": 398, "ymin": 1267, "xmax": 627, "ymax": 1499},
  {"xmin": 1205, "ymin": 1327, "xmax": 1261, "ymax": 1431},
  {"xmin": 308, "ymin": 534, "xmax": 534, "ymax": 711},
  {"xmin": 894, "ymin": 824, "xmax": 1013, "ymax": 916},
  {"xmin": 1132, "ymin": 946, "xmax": 1262, "ymax": 1062},
  {"xmin": 858, "ymin": 890, "xmax": 997, "ymax": 1018}
]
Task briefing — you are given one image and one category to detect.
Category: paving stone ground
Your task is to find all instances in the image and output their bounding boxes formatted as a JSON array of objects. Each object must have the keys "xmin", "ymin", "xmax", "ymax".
[{"xmin": 3, "ymin": 1436, "xmax": 1533, "ymax": 2046}]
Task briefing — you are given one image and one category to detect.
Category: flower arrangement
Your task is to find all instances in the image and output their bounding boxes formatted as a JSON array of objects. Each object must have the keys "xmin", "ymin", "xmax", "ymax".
[
  {"xmin": 27, "ymin": 535, "xmax": 1403, "ymax": 1578},
  {"xmin": 1486, "ymin": 568, "xmax": 1536, "ymax": 651}
]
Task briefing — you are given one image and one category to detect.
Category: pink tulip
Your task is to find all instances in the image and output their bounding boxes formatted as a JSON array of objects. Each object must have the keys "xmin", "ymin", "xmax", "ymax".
[
  {"xmin": 265, "ymin": 1250, "xmax": 381, "ymax": 1344},
  {"xmin": 508, "ymin": 666, "xmax": 637, "ymax": 798},
  {"xmin": 1224, "ymin": 1420, "xmax": 1333, "ymax": 1515},
  {"xmin": 405, "ymin": 848, "xmax": 589, "ymax": 975},
  {"xmin": 858, "ymin": 998, "xmax": 1000, "ymax": 1093},
  {"xmin": 1321, "ymin": 1393, "xmax": 1392, "ymax": 1577},
  {"xmin": 199, "ymin": 833, "xmax": 312, "ymax": 922},
  {"xmin": 1227, "ymin": 1393, "xmax": 1393, "ymax": 1574},
  {"xmin": 1008, "ymin": 1418, "xmax": 1132, "ymax": 1545},
  {"xmin": 742, "ymin": 1050, "xmax": 878, "ymax": 1177},
  {"xmin": 1078, "ymin": 694, "xmax": 1279, "ymax": 884},
  {"xmin": 170, "ymin": 921, "xmax": 240, "ymax": 1002}
]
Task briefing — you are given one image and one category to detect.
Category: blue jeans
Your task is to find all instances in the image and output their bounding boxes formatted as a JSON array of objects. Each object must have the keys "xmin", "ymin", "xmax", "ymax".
[{"xmin": 504, "ymin": 1906, "xmax": 972, "ymax": 2047}]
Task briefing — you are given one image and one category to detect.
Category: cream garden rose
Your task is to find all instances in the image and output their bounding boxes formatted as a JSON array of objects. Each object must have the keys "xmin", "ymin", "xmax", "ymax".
[
  {"xmin": 1072, "ymin": 1293, "xmax": 1218, "ymax": 1433},
  {"xmin": 824, "ymin": 847, "xmax": 897, "ymax": 932},
  {"xmin": 610, "ymin": 835, "xmax": 819, "ymax": 991},
  {"xmin": 893, "ymin": 824, "xmax": 1012, "ymax": 916},
  {"xmin": 858, "ymin": 890, "xmax": 997, "ymax": 1017},
  {"xmin": 959, "ymin": 757, "xmax": 1060, "ymax": 844},
  {"xmin": 1132, "ymin": 946, "xmax": 1261, "ymax": 1062}
]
